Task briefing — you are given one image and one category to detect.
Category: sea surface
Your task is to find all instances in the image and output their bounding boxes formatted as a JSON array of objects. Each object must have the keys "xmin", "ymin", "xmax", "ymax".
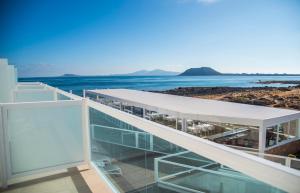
[{"xmin": 19, "ymin": 75, "xmax": 300, "ymax": 95}]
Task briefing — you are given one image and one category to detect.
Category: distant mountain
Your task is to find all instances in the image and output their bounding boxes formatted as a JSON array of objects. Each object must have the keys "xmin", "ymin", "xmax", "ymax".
[
  {"xmin": 61, "ymin": 74, "xmax": 81, "ymax": 77},
  {"xmin": 179, "ymin": 67, "xmax": 222, "ymax": 76},
  {"xmin": 114, "ymin": 69, "xmax": 179, "ymax": 76}
]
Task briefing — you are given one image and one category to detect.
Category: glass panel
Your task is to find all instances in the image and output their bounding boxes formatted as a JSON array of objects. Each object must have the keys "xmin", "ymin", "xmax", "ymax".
[
  {"xmin": 266, "ymin": 125, "xmax": 278, "ymax": 148},
  {"xmin": 263, "ymin": 155, "xmax": 286, "ymax": 166},
  {"xmin": 278, "ymin": 122, "xmax": 289, "ymax": 143},
  {"xmin": 7, "ymin": 102, "xmax": 84, "ymax": 175},
  {"xmin": 212, "ymin": 125, "xmax": 259, "ymax": 149},
  {"xmin": 89, "ymin": 107, "xmax": 285, "ymax": 193},
  {"xmin": 14, "ymin": 90, "xmax": 55, "ymax": 102},
  {"xmin": 289, "ymin": 120, "xmax": 298, "ymax": 139},
  {"xmin": 291, "ymin": 159, "xmax": 300, "ymax": 170},
  {"xmin": 266, "ymin": 120, "xmax": 298, "ymax": 148},
  {"xmin": 157, "ymin": 152, "xmax": 285, "ymax": 193}
]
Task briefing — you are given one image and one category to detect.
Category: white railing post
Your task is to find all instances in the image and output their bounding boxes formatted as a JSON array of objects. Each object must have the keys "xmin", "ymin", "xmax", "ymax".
[
  {"xmin": 135, "ymin": 132, "xmax": 139, "ymax": 148},
  {"xmin": 285, "ymin": 157, "xmax": 292, "ymax": 168},
  {"xmin": 296, "ymin": 119, "xmax": 300, "ymax": 138},
  {"xmin": 150, "ymin": 134, "xmax": 154, "ymax": 151},
  {"xmin": 182, "ymin": 118, "xmax": 187, "ymax": 132},
  {"xmin": 142, "ymin": 108, "xmax": 145, "ymax": 118},
  {"xmin": 83, "ymin": 90, "xmax": 86, "ymax": 98},
  {"xmin": 82, "ymin": 98, "xmax": 91, "ymax": 167},
  {"xmin": 154, "ymin": 158, "xmax": 159, "ymax": 182},
  {"xmin": 276, "ymin": 124, "xmax": 280, "ymax": 145},
  {"xmin": 258, "ymin": 125, "xmax": 266, "ymax": 153}
]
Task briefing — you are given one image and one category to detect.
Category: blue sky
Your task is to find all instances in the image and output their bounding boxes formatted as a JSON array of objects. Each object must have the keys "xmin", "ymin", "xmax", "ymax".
[{"xmin": 0, "ymin": 0, "xmax": 299, "ymax": 77}]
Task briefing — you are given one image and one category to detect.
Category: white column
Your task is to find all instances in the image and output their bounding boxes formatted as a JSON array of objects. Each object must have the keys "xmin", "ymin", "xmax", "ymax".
[
  {"xmin": 258, "ymin": 125, "xmax": 266, "ymax": 153},
  {"xmin": 176, "ymin": 118, "xmax": 178, "ymax": 130},
  {"xmin": 276, "ymin": 124, "xmax": 279, "ymax": 145},
  {"xmin": 82, "ymin": 98, "xmax": 91, "ymax": 167},
  {"xmin": 182, "ymin": 118, "xmax": 187, "ymax": 132},
  {"xmin": 69, "ymin": 90, "xmax": 73, "ymax": 94},
  {"xmin": 83, "ymin": 89, "xmax": 86, "ymax": 98},
  {"xmin": 285, "ymin": 157, "xmax": 292, "ymax": 168},
  {"xmin": 296, "ymin": 119, "xmax": 300, "ymax": 138},
  {"xmin": 142, "ymin": 108, "xmax": 146, "ymax": 118},
  {"xmin": 150, "ymin": 134, "xmax": 153, "ymax": 151},
  {"xmin": 135, "ymin": 132, "xmax": 139, "ymax": 148},
  {"xmin": 154, "ymin": 158, "xmax": 159, "ymax": 181}
]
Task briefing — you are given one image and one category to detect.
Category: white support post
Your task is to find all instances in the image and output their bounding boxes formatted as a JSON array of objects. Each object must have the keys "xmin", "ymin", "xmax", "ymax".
[
  {"xmin": 296, "ymin": 119, "xmax": 300, "ymax": 138},
  {"xmin": 82, "ymin": 98, "xmax": 91, "ymax": 167},
  {"xmin": 154, "ymin": 158, "xmax": 159, "ymax": 181},
  {"xmin": 142, "ymin": 108, "xmax": 145, "ymax": 118},
  {"xmin": 287, "ymin": 121, "xmax": 291, "ymax": 137},
  {"xmin": 276, "ymin": 124, "xmax": 279, "ymax": 145},
  {"xmin": 182, "ymin": 118, "xmax": 187, "ymax": 132},
  {"xmin": 285, "ymin": 157, "xmax": 292, "ymax": 168},
  {"xmin": 258, "ymin": 125, "xmax": 266, "ymax": 153},
  {"xmin": 150, "ymin": 134, "xmax": 153, "ymax": 151},
  {"xmin": 176, "ymin": 118, "xmax": 178, "ymax": 130},
  {"xmin": 135, "ymin": 132, "xmax": 139, "ymax": 148},
  {"xmin": 83, "ymin": 90, "xmax": 86, "ymax": 98},
  {"xmin": 69, "ymin": 90, "xmax": 72, "ymax": 94}
]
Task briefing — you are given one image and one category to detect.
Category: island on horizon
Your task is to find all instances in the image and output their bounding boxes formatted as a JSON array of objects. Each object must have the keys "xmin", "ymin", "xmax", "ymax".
[{"xmin": 60, "ymin": 67, "xmax": 300, "ymax": 77}]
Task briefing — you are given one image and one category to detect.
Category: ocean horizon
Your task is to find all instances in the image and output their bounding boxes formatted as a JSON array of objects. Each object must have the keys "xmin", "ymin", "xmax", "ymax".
[{"xmin": 19, "ymin": 75, "xmax": 300, "ymax": 95}]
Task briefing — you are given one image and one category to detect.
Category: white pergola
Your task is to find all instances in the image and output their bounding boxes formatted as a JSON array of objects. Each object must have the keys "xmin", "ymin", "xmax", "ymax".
[{"xmin": 87, "ymin": 89, "xmax": 300, "ymax": 152}]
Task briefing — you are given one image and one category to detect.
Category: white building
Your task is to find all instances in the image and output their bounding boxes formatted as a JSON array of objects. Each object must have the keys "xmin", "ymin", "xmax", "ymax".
[{"xmin": 87, "ymin": 89, "xmax": 300, "ymax": 154}]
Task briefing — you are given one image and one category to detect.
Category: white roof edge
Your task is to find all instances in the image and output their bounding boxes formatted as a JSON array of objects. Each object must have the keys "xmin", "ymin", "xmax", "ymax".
[{"xmin": 87, "ymin": 89, "xmax": 300, "ymax": 127}]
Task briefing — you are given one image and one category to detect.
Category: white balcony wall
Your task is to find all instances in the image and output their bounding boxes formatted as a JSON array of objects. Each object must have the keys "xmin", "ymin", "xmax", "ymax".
[
  {"xmin": 0, "ymin": 100, "xmax": 85, "ymax": 180},
  {"xmin": 17, "ymin": 84, "xmax": 45, "ymax": 90},
  {"xmin": 0, "ymin": 59, "xmax": 17, "ymax": 103},
  {"xmin": 13, "ymin": 90, "xmax": 56, "ymax": 102}
]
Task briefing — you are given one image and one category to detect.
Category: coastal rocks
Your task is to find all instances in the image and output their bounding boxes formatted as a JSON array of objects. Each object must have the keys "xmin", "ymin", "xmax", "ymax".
[
  {"xmin": 161, "ymin": 87, "xmax": 274, "ymax": 97},
  {"xmin": 256, "ymin": 80, "xmax": 300, "ymax": 85},
  {"xmin": 160, "ymin": 86, "xmax": 300, "ymax": 110},
  {"xmin": 252, "ymin": 98, "xmax": 272, "ymax": 106}
]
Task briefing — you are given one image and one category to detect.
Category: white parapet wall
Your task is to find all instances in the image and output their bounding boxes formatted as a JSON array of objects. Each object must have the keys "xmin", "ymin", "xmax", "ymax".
[{"xmin": 0, "ymin": 59, "xmax": 17, "ymax": 103}]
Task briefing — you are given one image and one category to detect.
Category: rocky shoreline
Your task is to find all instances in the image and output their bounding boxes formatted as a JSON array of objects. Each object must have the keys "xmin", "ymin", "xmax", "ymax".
[
  {"xmin": 158, "ymin": 84, "xmax": 300, "ymax": 110},
  {"xmin": 256, "ymin": 80, "xmax": 300, "ymax": 85}
]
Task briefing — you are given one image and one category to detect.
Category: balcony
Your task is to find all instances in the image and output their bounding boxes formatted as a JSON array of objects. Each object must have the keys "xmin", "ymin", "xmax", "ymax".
[{"xmin": 1, "ymin": 59, "xmax": 300, "ymax": 193}]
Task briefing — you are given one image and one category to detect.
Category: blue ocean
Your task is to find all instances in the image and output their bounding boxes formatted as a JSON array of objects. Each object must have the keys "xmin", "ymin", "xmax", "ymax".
[{"xmin": 19, "ymin": 75, "xmax": 300, "ymax": 95}]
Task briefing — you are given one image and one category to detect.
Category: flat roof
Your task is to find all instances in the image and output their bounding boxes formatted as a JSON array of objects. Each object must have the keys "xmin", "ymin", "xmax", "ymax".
[{"xmin": 88, "ymin": 89, "xmax": 300, "ymax": 127}]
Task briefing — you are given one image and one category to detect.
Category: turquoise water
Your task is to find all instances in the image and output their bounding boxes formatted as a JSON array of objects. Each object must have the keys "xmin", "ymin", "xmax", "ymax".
[{"xmin": 19, "ymin": 75, "xmax": 300, "ymax": 95}]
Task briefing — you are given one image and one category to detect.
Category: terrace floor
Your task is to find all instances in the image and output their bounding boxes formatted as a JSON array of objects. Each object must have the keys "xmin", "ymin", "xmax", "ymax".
[{"xmin": 0, "ymin": 165, "xmax": 113, "ymax": 193}]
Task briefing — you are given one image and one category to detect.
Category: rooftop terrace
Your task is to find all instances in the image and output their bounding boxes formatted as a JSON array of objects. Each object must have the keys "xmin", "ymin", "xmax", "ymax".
[
  {"xmin": 89, "ymin": 89, "xmax": 300, "ymax": 127},
  {"xmin": 1, "ymin": 58, "xmax": 300, "ymax": 193}
]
